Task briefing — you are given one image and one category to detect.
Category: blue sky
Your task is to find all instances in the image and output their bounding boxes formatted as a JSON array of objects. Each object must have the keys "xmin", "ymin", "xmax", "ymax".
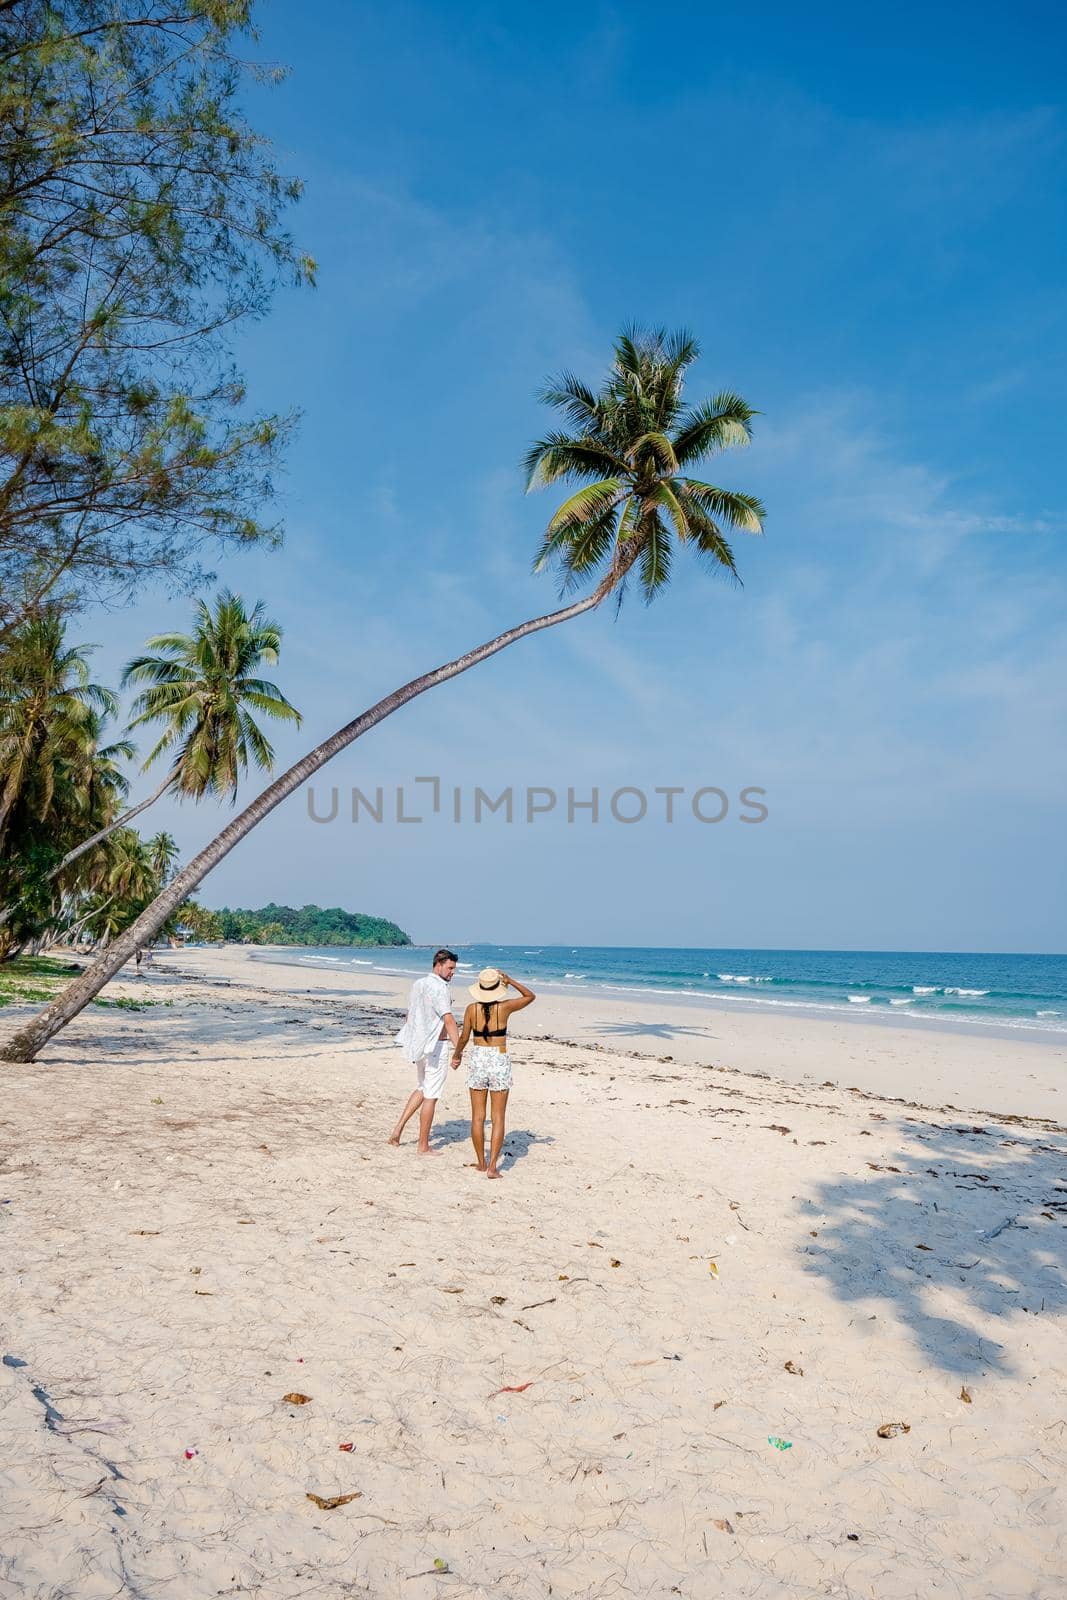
[{"xmin": 87, "ymin": 0, "xmax": 1066, "ymax": 950}]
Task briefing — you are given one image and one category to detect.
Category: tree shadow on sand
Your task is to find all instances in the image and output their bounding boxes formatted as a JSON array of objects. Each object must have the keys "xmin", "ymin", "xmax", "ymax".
[
  {"xmin": 592, "ymin": 1019, "xmax": 719, "ymax": 1042},
  {"xmin": 431, "ymin": 1118, "xmax": 555, "ymax": 1168},
  {"xmin": 797, "ymin": 1117, "xmax": 1067, "ymax": 1375}
]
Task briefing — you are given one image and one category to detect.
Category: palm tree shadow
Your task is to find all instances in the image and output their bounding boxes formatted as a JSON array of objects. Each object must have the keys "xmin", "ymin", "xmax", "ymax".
[
  {"xmin": 593, "ymin": 1020, "xmax": 719, "ymax": 1042},
  {"xmin": 431, "ymin": 1117, "xmax": 555, "ymax": 1167},
  {"xmin": 797, "ymin": 1118, "xmax": 1067, "ymax": 1375}
]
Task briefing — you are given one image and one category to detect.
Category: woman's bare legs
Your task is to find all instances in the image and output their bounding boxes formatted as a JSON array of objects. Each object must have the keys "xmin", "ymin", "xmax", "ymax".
[
  {"xmin": 487, "ymin": 1089, "xmax": 509, "ymax": 1178},
  {"xmin": 469, "ymin": 1088, "xmax": 488, "ymax": 1171}
]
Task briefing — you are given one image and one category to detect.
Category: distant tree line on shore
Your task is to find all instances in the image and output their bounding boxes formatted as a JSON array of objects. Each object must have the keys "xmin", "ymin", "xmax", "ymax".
[{"xmin": 184, "ymin": 903, "xmax": 411, "ymax": 947}]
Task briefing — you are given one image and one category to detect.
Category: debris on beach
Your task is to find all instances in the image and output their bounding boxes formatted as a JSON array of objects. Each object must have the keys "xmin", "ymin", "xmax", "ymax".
[
  {"xmin": 183, "ymin": 1449, "xmax": 198, "ymax": 1459},
  {"xmin": 876, "ymin": 1421, "xmax": 911, "ymax": 1438},
  {"xmin": 712, "ymin": 1518, "xmax": 736, "ymax": 1534},
  {"xmin": 492, "ymin": 1382, "xmax": 534, "ymax": 1396},
  {"xmin": 490, "ymin": 1295, "xmax": 507, "ymax": 1305},
  {"xmin": 306, "ymin": 1491, "xmax": 362, "ymax": 1510},
  {"xmin": 708, "ymin": 1260, "xmax": 719, "ymax": 1278},
  {"xmin": 338, "ymin": 1442, "xmax": 354, "ymax": 1451},
  {"xmin": 768, "ymin": 1436, "xmax": 792, "ymax": 1451},
  {"xmin": 784, "ymin": 1361, "xmax": 804, "ymax": 1376},
  {"xmin": 610, "ymin": 1258, "xmax": 621, "ymax": 1267},
  {"xmin": 960, "ymin": 1386, "xmax": 973, "ymax": 1403},
  {"xmin": 283, "ymin": 1392, "xmax": 312, "ymax": 1405}
]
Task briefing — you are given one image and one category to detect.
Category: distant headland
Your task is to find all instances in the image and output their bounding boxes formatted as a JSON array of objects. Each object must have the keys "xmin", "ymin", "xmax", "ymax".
[{"xmin": 186, "ymin": 904, "xmax": 411, "ymax": 947}]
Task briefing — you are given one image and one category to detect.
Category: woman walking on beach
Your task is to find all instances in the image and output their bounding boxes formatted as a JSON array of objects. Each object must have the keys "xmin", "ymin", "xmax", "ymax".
[{"xmin": 452, "ymin": 968, "xmax": 535, "ymax": 1179}]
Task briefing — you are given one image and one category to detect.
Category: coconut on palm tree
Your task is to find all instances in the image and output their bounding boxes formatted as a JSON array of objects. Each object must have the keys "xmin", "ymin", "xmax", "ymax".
[
  {"xmin": 1, "ymin": 328, "xmax": 765, "ymax": 1062},
  {"xmin": 54, "ymin": 591, "xmax": 302, "ymax": 874}
]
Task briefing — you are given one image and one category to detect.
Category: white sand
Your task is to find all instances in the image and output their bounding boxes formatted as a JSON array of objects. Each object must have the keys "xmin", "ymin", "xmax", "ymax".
[{"xmin": 1, "ymin": 948, "xmax": 1065, "ymax": 1598}]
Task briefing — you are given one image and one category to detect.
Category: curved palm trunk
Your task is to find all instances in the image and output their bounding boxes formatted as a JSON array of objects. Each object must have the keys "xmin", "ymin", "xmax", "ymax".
[
  {"xmin": 0, "ymin": 585, "xmax": 608, "ymax": 1062},
  {"xmin": 49, "ymin": 772, "xmax": 176, "ymax": 880}
]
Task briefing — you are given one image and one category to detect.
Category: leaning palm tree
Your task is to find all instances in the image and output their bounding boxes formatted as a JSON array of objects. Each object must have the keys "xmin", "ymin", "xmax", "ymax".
[
  {"xmin": 1, "ymin": 327, "xmax": 765, "ymax": 1062},
  {"xmin": 53, "ymin": 591, "xmax": 302, "ymax": 874}
]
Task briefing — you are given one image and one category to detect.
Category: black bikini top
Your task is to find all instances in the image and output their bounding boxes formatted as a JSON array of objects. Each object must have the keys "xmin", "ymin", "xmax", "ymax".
[{"xmin": 473, "ymin": 1001, "xmax": 507, "ymax": 1041}]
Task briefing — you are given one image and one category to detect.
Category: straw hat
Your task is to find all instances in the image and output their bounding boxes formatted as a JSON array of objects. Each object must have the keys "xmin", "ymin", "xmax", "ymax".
[{"xmin": 468, "ymin": 967, "xmax": 510, "ymax": 1003}]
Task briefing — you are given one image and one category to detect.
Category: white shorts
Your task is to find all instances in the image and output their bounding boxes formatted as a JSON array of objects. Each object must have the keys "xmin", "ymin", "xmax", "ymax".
[{"xmin": 416, "ymin": 1040, "xmax": 450, "ymax": 1100}]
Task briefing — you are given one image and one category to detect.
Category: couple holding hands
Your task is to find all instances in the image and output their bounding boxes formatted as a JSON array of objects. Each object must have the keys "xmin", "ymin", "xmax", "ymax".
[{"xmin": 388, "ymin": 950, "xmax": 536, "ymax": 1178}]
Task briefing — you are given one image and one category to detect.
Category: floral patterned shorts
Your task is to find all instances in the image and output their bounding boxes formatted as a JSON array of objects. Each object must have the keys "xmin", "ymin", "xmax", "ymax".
[{"xmin": 466, "ymin": 1045, "xmax": 513, "ymax": 1092}]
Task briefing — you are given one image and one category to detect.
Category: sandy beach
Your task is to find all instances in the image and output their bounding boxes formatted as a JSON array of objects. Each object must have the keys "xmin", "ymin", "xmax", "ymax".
[{"xmin": 2, "ymin": 946, "xmax": 1065, "ymax": 1598}]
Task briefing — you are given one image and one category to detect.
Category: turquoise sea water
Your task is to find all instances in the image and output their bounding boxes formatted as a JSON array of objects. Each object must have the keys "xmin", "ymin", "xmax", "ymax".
[{"xmin": 248, "ymin": 944, "xmax": 1067, "ymax": 1038}]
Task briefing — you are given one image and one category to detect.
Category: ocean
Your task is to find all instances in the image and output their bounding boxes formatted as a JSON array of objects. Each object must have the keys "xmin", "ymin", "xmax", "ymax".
[{"xmin": 245, "ymin": 944, "xmax": 1067, "ymax": 1039}]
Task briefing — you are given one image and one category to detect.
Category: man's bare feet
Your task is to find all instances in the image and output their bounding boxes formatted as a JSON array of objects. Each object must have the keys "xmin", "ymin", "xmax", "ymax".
[
  {"xmin": 417, "ymin": 1146, "xmax": 442, "ymax": 1157},
  {"xmin": 387, "ymin": 1135, "xmax": 401, "ymax": 1146},
  {"xmin": 487, "ymin": 1168, "xmax": 502, "ymax": 1180}
]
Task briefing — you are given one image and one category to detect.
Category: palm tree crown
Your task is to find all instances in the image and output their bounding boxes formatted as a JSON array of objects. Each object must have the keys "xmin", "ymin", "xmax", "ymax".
[
  {"xmin": 524, "ymin": 327, "xmax": 765, "ymax": 601},
  {"xmin": 0, "ymin": 611, "xmax": 117, "ymax": 843},
  {"xmin": 122, "ymin": 591, "xmax": 302, "ymax": 801}
]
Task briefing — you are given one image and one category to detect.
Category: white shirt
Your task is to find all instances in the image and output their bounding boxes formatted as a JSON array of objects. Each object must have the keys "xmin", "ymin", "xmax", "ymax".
[{"xmin": 395, "ymin": 972, "xmax": 453, "ymax": 1062}]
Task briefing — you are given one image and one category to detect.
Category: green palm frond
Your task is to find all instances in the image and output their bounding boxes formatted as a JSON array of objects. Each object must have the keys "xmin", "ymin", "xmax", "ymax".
[
  {"xmin": 673, "ymin": 393, "xmax": 757, "ymax": 465},
  {"xmin": 537, "ymin": 372, "xmax": 600, "ymax": 431},
  {"xmin": 630, "ymin": 432, "xmax": 679, "ymax": 474},
  {"xmin": 637, "ymin": 510, "xmax": 673, "ymax": 600},
  {"xmin": 540, "ymin": 505, "xmax": 620, "ymax": 590},
  {"xmin": 679, "ymin": 480, "xmax": 765, "ymax": 533},
  {"xmin": 547, "ymin": 479, "xmax": 624, "ymax": 533},
  {"xmin": 523, "ymin": 432, "xmax": 626, "ymax": 489},
  {"xmin": 654, "ymin": 481, "xmax": 691, "ymax": 542}
]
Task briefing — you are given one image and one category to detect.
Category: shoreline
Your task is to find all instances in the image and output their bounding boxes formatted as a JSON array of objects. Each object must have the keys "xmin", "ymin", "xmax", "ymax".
[
  {"xmin": 161, "ymin": 944, "xmax": 1067, "ymax": 1124},
  {"xmin": 251, "ymin": 946, "xmax": 1067, "ymax": 1046},
  {"xmin": 180, "ymin": 941, "xmax": 1067, "ymax": 1044}
]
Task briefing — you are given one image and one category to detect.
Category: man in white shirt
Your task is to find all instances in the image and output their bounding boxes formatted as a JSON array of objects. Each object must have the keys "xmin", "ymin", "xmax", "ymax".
[{"xmin": 387, "ymin": 948, "xmax": 460, "ymax": 1154}]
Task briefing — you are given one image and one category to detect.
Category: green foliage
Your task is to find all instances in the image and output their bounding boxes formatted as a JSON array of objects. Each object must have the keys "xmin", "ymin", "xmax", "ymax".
[
  {"xmin": 0, "ymin": 605, "xmax": 131, "ymax": 949},
  {"xmin": 0, "ymin": 952, "xmax": 79, "ymax": 1004},
  {"xmin": 0, "ymin": 2, "xmax": 311, "ymax": 636},
  {"xmin": 525, "ymin": 327, "xmax": 765, "ymax": 602},
  {"xmin": 176, "ymin": 899, "xmax": 225, "ymax": 941},
  {"xmin": 122, "ymin": 589, "xmax": 301, "ymax": 798},
  {"xmin": 210, "ymin": 903, "xmax": 412, "ymax": 947}
]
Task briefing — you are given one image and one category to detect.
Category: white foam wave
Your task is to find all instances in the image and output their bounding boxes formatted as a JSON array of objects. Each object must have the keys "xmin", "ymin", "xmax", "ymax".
[
  {"xmin": 717, "ymin": 973, "xmax": 772, "ymax": 984},
  {"xmin": 944, "ymin": 987, "xmax": 989, "ymax": 997},
  {"xmin": 912, "ymin": 986, "xmax": 939, "ymax": 994},
  {"xmin": 564, "ymin": 972, "xmax": 586, "ymax": 980},
  {"xmin": 1037, "ymin": 1009, "xmax": 1061, "ymax": 1018},
  {"xmin": 889, "ymin": 998, "xmax": 912, "ymax": 1006},
  {"xmin": 848, "ymin": 994, "xmax": 871, "ymax": 1003}
]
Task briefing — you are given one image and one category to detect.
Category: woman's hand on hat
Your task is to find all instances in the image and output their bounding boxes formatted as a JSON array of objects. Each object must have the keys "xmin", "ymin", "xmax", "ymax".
[{"xmin": 497, "ymin": 971, "xmax": 510, "ymax": 987}]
